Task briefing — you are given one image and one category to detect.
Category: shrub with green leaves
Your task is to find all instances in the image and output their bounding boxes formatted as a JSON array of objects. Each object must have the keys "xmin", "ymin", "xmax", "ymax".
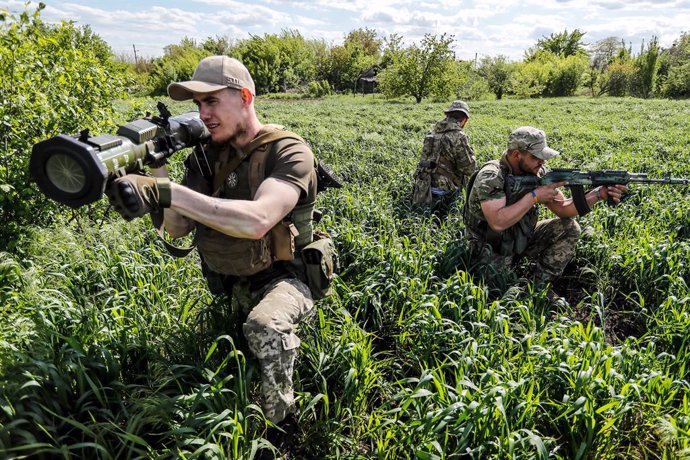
[{"xmin": 0, "ymin": 3, "xmax": 125, "ymax": 248}]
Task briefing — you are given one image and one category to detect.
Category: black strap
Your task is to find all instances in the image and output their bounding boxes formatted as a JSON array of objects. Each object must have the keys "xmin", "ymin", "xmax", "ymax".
[
  {"xmin": 150, "ymin": 209, "xmax": 206, "ymax": 257},
  {"xmin": 570, "ymin": 184, "xmax": 591, "ymax": 216}
]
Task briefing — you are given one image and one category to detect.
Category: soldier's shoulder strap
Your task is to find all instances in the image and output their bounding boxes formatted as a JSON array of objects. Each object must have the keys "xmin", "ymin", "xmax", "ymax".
[
  {"xmin": 212, "ymin": 125, "xmax": 305, "ymax": 196},
  {"xmin": 246, "ymin": 125, "xmax": 307, "ymax": 197},
  {"xmin": 465, "ymin": 160, "xmax": 501, "ymax": 199}
]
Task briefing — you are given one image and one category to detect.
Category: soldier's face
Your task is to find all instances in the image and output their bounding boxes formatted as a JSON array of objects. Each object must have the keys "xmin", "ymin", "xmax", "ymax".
[
  {"xmin": 194, "ymin": 88, "xmax": 246, "ymax": 144},
  {"xmin": 517, "ymin": 151, "xmax": 544, "ymax": 176}
]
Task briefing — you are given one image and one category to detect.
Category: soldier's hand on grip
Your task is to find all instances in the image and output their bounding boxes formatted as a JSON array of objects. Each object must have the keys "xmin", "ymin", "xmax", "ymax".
[{"xmin": 106, "ymin": 174, "xmax": 171, "ymax": 220}]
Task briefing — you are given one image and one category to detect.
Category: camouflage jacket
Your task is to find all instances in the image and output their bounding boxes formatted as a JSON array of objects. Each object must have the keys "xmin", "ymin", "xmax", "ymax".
[
  {"xmin": 463, "ymin": 153, "xmax": 541, "ymax": 256},
  {"xmin": 431, "ymin": 117, "xmax": 476, "ymax": 190}
]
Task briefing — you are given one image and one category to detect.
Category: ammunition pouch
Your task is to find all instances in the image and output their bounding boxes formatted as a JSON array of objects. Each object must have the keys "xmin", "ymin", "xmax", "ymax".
[
  {"xmin": 489, "ymin": 216, "xmax": 535, "ymax": 256},
  {"xmin": 270, "ymin": 221, "xmax": 298, "ymax": 261},
  {"xmin": 418, "ymin": 160, "xmax": 437, "ymax": 169},
  {"xmin": 300, "ymin": 230, "xmax": 339, "ymax": 300}
]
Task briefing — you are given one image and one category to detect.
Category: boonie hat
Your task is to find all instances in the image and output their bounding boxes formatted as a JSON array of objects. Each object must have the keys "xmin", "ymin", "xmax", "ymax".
[
  {"xmin": 508, "ymin": 126, "xmax": 559, "ymax": 160},
  {"xmin": 167, "ymin": 55, "xmax": 255, "ymax": 101},
  {"xmin": 444, "ymin": 100, "xmax": 470, "ymax": 117}
]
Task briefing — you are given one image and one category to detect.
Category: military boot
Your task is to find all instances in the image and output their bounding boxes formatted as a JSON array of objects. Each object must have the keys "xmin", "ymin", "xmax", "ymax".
[{"xmin": 262, "ymin": 413, "xmax": 299, "ymax": 459}]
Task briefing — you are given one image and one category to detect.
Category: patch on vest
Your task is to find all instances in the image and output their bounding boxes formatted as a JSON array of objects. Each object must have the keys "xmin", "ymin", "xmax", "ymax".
[{"xmin": 226, "ymin": 172, "xmax": 239, "ymax": 188}]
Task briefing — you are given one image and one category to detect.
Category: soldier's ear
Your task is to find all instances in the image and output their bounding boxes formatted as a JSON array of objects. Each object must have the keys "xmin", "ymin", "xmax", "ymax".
[{"xmin": 240, "ymin": 87, "xmax": 253, "ymax": 104}]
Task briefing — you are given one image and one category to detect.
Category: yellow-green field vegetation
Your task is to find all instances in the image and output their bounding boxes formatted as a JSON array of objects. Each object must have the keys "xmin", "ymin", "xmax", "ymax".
[{"xmin": 2, "ymin": 96, "xmax": 690, "ymax": 459}]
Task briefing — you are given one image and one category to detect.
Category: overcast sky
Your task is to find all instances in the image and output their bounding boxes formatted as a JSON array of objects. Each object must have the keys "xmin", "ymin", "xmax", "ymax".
[{"xmin": 2, "ymin": 0, "xmax": 690, "ymax": 61}]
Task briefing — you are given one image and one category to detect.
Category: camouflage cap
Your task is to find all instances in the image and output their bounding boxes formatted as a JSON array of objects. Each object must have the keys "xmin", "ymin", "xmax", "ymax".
[
  {"xmin": 444, "ymin": 100, "xmax": 470, "ymax": 117},
  {"xmin": 508, "ymin": 126, "xmax": 559, "ymax": 160},
  {"xmin": 167, "ymin": 56, "xmax": 256, "ymax": 101}
]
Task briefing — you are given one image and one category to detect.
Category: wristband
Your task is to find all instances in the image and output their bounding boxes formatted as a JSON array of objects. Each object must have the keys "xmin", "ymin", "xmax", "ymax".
[
  {"xmin": 155, "ymin": 177, "xmax": 172, "ymax": 208},
  {"xmin": 530, "ymin": 190, "xmax": 539, "ymax": 204}
]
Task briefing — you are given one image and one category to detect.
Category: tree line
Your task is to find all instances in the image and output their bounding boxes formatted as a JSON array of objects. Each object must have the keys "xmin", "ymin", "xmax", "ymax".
[{"xmin": 125, "ymin": 27, "xmax": 690, "ymax": 102}]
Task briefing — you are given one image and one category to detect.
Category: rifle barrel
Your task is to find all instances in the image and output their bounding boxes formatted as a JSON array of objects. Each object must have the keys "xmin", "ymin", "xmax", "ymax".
[{"xmin": 628, "ymin": 177, "xmax": 690, "ymax": 185}]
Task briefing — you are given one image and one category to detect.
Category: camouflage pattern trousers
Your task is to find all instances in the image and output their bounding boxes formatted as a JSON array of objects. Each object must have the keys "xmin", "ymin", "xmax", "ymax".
[
  {"xmin": 471, "ymin": 217, "xmax": 581, "ymax": 281},
  {"xmin": 236, "ymin": 277, "xmax": 314, "ymax": 424}
]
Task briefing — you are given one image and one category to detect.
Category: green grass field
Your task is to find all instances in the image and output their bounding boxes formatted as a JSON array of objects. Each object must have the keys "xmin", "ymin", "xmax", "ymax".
[{"xmin": 2, "ymin": 95, "xmax": 690, "ymax": 459}]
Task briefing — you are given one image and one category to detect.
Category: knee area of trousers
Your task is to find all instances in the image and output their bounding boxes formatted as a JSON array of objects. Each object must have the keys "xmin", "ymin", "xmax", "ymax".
[
  {"xmin": 563, "ymin": 218, "xmax": 581, "ymax": 238},
  {"xmin": 243, "ymin": 310, "xmax": 276, "ymax": 337}
]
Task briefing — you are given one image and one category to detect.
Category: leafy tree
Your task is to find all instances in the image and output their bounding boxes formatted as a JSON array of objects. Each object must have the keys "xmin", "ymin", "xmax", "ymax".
[
  {"xmin": 510, "ymin": 60, "xmax": 549, "ymax": 98},
  {"xmin": 518, "ymin": 29, "xmax": 589, "ymax": 97},
  {"xmin": 456, "ymin": 63, "xmax": 490, "ymax": 100},
  {"xmin": 510, "ymin": 51, "xmax": 587, "ymax": 97},
  {"xmin": 233, "ymin": 34, "xmax": 283, "ymax": 94},
  {"xmin": 661, "ymin": 62, "xmax": 690, "ymax": 97},
  {"xmin": 633, "ymin": 37, "xmax": 660, "ymax": 98},
  {"xmin": 599, "ymin": 60, "xmax": 636, "ymax": 96},
  {"xmin": 275, "ymin": 29, "xmax": 318, "ymax": 90},
  {"xmin": 659, "ymin": 32, "xmax": 690, "ymax": 98},
  {"xmin": 0, "ymin": 3, "xmax": 125, "ymax": 247},
  {"xmin": 148, "ymin": 37, "xmax": 209, "ymax": 95},
  {"xmin": 478, "ymin": 55, "xmax": 513, "ymax": 99},
  {"xmin": 203, "ymin": 35, "xmax": 235, "ymax": 55},
  {"xmin": 589, "ymin": 36, "xmax": 626, "ymax": 70},
  {"xmin": 586, "ymin": 37, "xmax": 627, "ymax": 96},
  {"xmin": 378, "ymin": 33, "xmax": 458, "ymax": 103},
  {"xmin": 546, "ymin": 53, "xmax": 589, "ymax": 96},
  {"xmin": 324, "ymin": 28, "xmax": 381, "ymax": 93},
  {"xmin": 379, "ymin": 33, "xmax": 403, "ymax": 69},
  {"xmin": 234, "ymin": 31, "xmax": 324, "ymax": 93},
  {"xmin": 526, "ymin": 29, "xmax": 588, "ymax": 60},
  {"xmin": 309, "ymin": 38, "xmax": 331, "ymax": 83},
  {"xmin": 344, "ymin": 27, "xmax": 382, "ymax": 60}
]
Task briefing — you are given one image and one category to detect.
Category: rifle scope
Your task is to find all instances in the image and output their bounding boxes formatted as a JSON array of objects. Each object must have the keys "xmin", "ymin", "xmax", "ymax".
[{"xmin": 29, "ymin": 107, "xmax": 209, "ymax": 209}]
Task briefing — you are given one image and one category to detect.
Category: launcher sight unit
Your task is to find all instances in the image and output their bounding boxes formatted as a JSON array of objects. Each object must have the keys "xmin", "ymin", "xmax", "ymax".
[{"xmin": 30, "ymin": 102, "xmax": 209, "ymax": 209}]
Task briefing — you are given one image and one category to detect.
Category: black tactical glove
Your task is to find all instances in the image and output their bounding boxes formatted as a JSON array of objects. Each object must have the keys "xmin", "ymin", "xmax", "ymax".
[{"xmin": 106, "ymin": 174, "xmax": 171, "ymax": 220}]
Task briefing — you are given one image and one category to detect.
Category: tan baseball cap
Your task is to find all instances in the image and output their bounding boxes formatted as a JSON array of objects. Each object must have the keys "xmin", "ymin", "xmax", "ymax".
[
  {"xmin": 167, "ymin": 55, "xmax": 256, "ymax": 101},
  {"xmin": 508, "ymin": 126, "xmax": 559, "ymax": 160}
]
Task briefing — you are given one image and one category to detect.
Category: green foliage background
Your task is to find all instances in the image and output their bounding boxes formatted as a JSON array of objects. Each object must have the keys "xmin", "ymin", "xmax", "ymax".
[
  {"xmin": 3, "ymin": 4, "xmax": 690, "ymax": 459},
  {"xmin": 2, "ymin": 95, "xmax": 690, "ymax": 459},
  {"xmin": 0, "ymin": 4, "xmax": 126, "ymax": 247}
]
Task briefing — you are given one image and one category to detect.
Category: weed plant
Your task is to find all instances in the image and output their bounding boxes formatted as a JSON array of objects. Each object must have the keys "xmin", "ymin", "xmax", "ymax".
[{"xmin": 2, "ymin": 96, "xmax": 690, "ymax": 458}]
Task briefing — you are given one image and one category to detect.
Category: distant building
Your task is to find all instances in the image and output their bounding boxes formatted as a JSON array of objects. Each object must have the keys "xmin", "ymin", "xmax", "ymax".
[{"xmin": 357, "ymin": 66, "xmax": 379, "ymax": 94}]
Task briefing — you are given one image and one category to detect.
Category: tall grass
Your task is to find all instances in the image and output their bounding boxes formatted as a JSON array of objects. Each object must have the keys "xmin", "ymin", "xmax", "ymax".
[{"xmin": 2, "ymin": 96, "xmax": 690, "ymax": 458}]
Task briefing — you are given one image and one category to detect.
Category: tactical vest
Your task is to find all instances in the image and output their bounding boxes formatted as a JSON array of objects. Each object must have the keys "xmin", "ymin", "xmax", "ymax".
[
  {"xmin": 163, "ymin": 125, "xmax": 317, "ymax": 277},
  {"xmin": 464, "ymin": 159, "xmax": 538, "ymax": 256}
]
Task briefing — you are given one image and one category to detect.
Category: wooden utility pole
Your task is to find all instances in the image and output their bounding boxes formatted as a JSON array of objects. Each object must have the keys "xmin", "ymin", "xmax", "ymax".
[{"xmin": 132, "ymin": 44, "xmax": 139, "ymax": 66}]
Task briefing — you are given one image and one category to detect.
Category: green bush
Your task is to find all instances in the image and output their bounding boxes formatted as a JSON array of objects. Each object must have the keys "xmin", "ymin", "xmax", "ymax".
[
  {"xmin": 0, "ymin": 3, "xmax": 125, "ymax": 249},
  {"xmin": 147, "ymin": 38, "xmax": 209, "ymax": 95},
  {"xmin": 661, "ymin": 62, "xmax": 690, "ymax": 98},
  {"xmin": 306, "ymin": 79, "xmax": 332, "ymax": 97}
]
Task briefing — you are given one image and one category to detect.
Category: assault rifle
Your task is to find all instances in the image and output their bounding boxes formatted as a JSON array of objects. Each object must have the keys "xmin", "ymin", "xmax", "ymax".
[
  {"xmin": 30, "ymin": 102, "xmax": 209, "ymax": 209},
  {"xmin": 506, "ymin": 168, "xmax": 690, "ymax": 215}
]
